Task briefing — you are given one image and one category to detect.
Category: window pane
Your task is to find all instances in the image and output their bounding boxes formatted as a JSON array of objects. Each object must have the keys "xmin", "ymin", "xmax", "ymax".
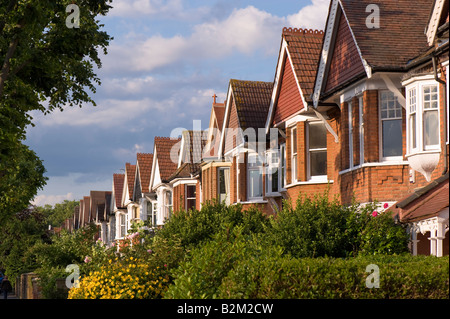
[
  {"xmin": 424, "ymin": 110, "xmax": 439, "ymax": 146},
  {"xmin": 310, "ymin": 150, "xmax": 327, "ymax": 176},
  {"xmin": 186, "ymin": 199, "xmax": 196, "ymax": 211},
  {"xmin": 410, "ymin": 113, "xmax": 417, "ymax": 149},
  {"xmin": 186, "ymin": 185, "xmax": 196, "ymax": 198},
  {"xmin": 292, "ymin": 128, "xmax": 297, "ymax": 154},
  {"xmin": 309, "ymin": 123, "xmax": 327, "ymax": 149},
  {"xmin": 248, "ymin": 169, "xmax": 262, "ymax": 198},
  {"xmin": 271, "ymin": 169, "xmax": 279, "ymax": 193},
  {"xmin": 382, "ymin": 119, "xmax": 402, "ymax": 157},
  {"xmin": 381, "ymin": 91, "xmax": 401, "ymax": 119}
]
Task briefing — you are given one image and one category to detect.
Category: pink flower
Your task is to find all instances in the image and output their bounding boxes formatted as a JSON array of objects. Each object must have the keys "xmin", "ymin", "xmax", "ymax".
[
  {"xmin": 164, "ymin": 264, "xmax": 167, "ymax": 267},
  {"xmin": 147, "ymin": 249, "xmax": 153, "ymax": 254},
  {"xmin": 372, "ymin": 211, "xmax": 378, "ymax": 217},
  {"xmin": 84, "ymin": 256, "xmax": 92, "ymax": 263},
  {"xmin": 383, "ymin": 203, "xmax": 389, "ymax": 209}
]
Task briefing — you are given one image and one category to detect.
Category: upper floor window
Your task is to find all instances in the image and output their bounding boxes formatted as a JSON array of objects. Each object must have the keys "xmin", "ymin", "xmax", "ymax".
[
  {"xmin": 405, "ymin": 80, "xmax": 440, "ymax": 154},
  {"xmin": 307, "ymin": 122, "xmax": 327, "ymax": 180},
  {"xmin": 380, "ymin": 91, "xmax": 403, "ymax": 160}
]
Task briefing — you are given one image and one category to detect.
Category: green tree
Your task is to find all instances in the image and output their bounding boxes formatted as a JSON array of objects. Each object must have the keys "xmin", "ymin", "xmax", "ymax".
[
  {"xmin": 0, "ymin": 0, "xmax": 112, "ymax": 218},
  {"xmin": 36, "ymin": 199, "xmax": 79, "ymax": 228}
]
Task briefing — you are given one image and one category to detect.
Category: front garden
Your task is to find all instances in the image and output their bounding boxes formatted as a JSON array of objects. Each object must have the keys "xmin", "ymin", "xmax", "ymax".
[{"xmin": 30, "ymin": 194, "xmax": 449, "ymax": 299}]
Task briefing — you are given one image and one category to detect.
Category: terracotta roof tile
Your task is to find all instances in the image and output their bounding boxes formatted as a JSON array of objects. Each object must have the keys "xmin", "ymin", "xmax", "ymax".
[
  {"xmin": 340, "ymin": 0, "xmax": 433, "ymax": 69},
  {"xmin": 155, "ymin": 136, "xmax": 182, "ymax": 182},
  {"xmin": 113, "ymin": 173, "xmax": 125, "ymax": 208},
  {"xmin": 125, "ymin": 163, "xmax": 136, "ymax": 199},
  {"xmin": 136, "ymin": 153, "xmax": 153, "ymax": 193},
  {"xmin": 230, "ymin": 79, "xmax": 273, "ymax": 130},
  {"xmin": 282, "ymin": 27, "xmax": 324, "ymax": 101}
]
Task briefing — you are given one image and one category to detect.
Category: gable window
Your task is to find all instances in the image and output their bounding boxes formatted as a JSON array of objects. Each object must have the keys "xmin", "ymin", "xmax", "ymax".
[
  {"xmin": 348, "ymin": 102, "xmax": 354, "ymax": 168},
  {"xmin": 291, "ymin": 127, "xmax": 297, "ymax": 182},
  {"xmin": 406, "ymin": 80, "xmax": 440, "ymax": 154},
  {"xmin": 247, "ymin": 152, "xmax": 263, "ymax": 200},
  {"xmin": 307, "ymin": 122, "xmax": 327, "ymax": 179},
  {"xmin": 380, "ymin": 91, "xmax": 403, "ymax": 160},
  {"xmin": 185, "ymin": 184, "xmax": 196, "ymax": 211}
]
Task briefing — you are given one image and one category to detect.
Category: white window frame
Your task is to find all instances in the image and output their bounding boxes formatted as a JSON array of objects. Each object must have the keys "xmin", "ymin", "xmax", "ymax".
[
  {"xmin": 422, "ymin": 84, "xmax": 440, "ymax": 150},
  {"xmin": 147, "ymin": 201, "xmax": 157, "ymax": 226},
  {"xmin": 291, "ymin": 126, "xmax": 297, "ymax": 182},
  {"xmin": 247, "ymin": 152, "xmax": 263, "ymax": 200},
  {"xmin": 379, "ymin": 90, "xmax": 404, "ymax": 162},
  {"xmin": 217, "ymin": 167, "xmax": 230, "ymax": 205},
  {"xmin": 359, "ymin": 96, "xmax": 364, "ymax": 165},
  {"xmin": 348, "ymin": 102, "xmax": 354, "ymax": 168},
  {"xmin": 185, "ymin": 184, "xmax": 196, "ymax": 211},
  {"xmin": 405, "ymin": 79, "xmax": 441, "ymax": 155},
  {"xmin": 407, "ymin": 87, "xmax": 418, "ymax": 153},
  {"xmin": 119, "ymin": 213, "xmax": 127, "ymax": 238},
  {"xmin": 306, "ymin": 121, "xmax": 328, "ymax": 182},
  {"xmin": 265, "ymin": 144, "xmax": 286, "ymax": 196},
  {"xmin": 164, "ymin": 190, "xmax": 173, "ymax": 220}
]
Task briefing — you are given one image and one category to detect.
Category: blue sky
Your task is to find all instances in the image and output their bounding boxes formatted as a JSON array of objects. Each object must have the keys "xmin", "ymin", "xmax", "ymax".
[{"xmin": 26, "ymin": 0, "xmax": 329, "ymax": 206}]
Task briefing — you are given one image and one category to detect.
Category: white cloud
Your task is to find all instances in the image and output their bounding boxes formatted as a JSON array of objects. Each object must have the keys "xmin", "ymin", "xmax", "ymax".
[
  {"xmin": 32, "ymin": 192, "xmax": 75, "ymax": 207},
  {"xmin": 287, "ymin": 0, "xmax": 330, "ymax": 31},
  {"xmin": 103, "ymin": 6, "xmax": 285, "ymax": 74}
]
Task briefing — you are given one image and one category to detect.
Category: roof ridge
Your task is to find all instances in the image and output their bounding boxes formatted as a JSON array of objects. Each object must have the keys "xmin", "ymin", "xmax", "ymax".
[{"xmin": 282, "ymin": 27, "xmax": 324, "ymax": 36}]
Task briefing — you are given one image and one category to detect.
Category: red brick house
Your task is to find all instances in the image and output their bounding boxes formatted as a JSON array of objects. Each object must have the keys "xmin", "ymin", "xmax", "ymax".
[
  {"xmin": 111, "ymin": 173, "xmax": 126, "ymax": 240},
  {"xmin": 218, "ymin": 79, "xmax": 274, "ymax": 214},
  {"xmin": 133, "ymin": 153, "xmax": 155, "ymax": 225},
  {"xmin": 201, "ymin": 98, "xmax": 231, "ymax": 205},
  {"xmin": 149, "ymin": 136, "xmax": 181, "ymax": 225},
  {"xmin": 264, "ymin": 27, "xmax": 333, "ymax": 209},
  {"xmin": 169, "ymin": 130, "xmax": 204, "ymax": 213},
  {"xmin": 310, "ymin": 0, "xmax": 448, "ymax": 256}
]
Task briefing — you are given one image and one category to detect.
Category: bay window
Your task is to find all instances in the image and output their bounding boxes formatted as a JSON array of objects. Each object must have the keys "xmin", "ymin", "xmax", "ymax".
[
  {"xmin": 291, "ymin": 127, "xmax": 297, "ymax": 182},
  {"xmin": 265, "ymin": 144, "xmax": 286, "ymax": 195},
  {"xmin": 185, "ymin": 184, "xmax": 196, "ymax": 211},
  {"xmin": 247, "ymin": 152, "xmax": 263, "ymax": 199},
  {"xmin": 147, "ymin": 201, "xmax": 157, "ymax": 226},
  {"xmin": 218, "ymin": 167, "xmax": 230, "ymax": 205},
  {"xmin": 380, "ymin": 91, "xmax": 403, "ymax": 160},
  {"xmin": 307, "ymin": 122, "xmax": 327, "ymax": 179},
  {"xmin": 405, "ymin": 80, "xmax": 440, "ymax": 154}
]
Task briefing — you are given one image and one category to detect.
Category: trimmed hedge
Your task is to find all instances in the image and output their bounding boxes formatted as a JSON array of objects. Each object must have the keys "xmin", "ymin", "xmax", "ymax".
[{"xmin": 219, "ymin": 254, "xmax": 449, "ymax": 299}]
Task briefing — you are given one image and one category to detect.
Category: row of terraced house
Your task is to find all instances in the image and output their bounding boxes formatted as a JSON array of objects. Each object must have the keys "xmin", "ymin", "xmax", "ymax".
[{"xmin": 61, "ymin": 0, "xmax": 449, "ymax": 257}]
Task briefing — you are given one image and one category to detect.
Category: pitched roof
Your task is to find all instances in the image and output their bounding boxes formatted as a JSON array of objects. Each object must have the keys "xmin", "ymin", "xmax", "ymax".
[
  {"xmin": 282, "ymin": 27, "xmax": 324, "ymax": 101},
  {"xmin": 154, "ymin": 136, "xmax": 181, "ymax": 182},
  {"xmin": 181, "ymin": 130, "xmax": 207, "ymax": 164},
  {"xmin": 125, "ymin": 163, "xmax": 136, "ymax": 199},
  {"xmin": 136, "ymin": 153, "xmax": 153, "ymax": 193},
  {"xmin": 339, "ymin": 0, "xmax": 432, "ymax": 70},
  {"xmin": 396, "ymin": 173, "xmax": 449, "ymax": 223},
  {"xmin": 229, "ymin": 79, "xmax": 273, "ymax": 130},
  {"xmin": 113, "ymin": 173, "xmax": 125, "ymax": 209}
]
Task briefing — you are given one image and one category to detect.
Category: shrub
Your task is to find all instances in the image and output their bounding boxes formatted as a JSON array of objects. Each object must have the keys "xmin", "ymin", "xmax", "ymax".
[
  {"xmin": 156, "ymin": 200, "xmax": 271, "ymax": 249},
  {"xmin": 271, "ymin": 194, "xmax": 409, "ymax": 258}
]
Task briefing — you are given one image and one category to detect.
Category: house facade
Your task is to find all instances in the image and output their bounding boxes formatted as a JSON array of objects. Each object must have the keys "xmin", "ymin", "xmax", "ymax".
[{"xmin": 62, "ymin": 0, "xmax": 448, "ymax": 257}]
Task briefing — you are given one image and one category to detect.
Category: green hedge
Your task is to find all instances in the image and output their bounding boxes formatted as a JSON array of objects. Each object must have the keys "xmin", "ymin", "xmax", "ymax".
[
  {"xmin": 165, "ymin": 228, "xmax": 449, "ymax": 299},
  {"xmin": 219, "ymin": 254, "xmax": 449, "ymax": 299}
]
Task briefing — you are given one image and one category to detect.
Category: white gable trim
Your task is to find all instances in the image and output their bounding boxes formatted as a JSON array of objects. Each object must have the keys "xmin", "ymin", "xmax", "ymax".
[
  {"xmin": 177, "ymin": 134, "xmax": 186, "ymax": 168},
  {"xmin": 313, "ymin": 0, "xmax": 372, "ymax": 108},
  {"xmin": 218, "ymin": 83, "xmax": 243, "ymax": 158},
  {"xmin": 426, "ymin": 0, "xmax": 446, "ymax": 46},
  {"xmin": 313, "ymin": 0, "xmax": 340, "ymax": 108}
]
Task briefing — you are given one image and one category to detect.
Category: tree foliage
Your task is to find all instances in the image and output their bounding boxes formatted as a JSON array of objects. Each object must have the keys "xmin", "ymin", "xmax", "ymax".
[{"xmin": 0, "ymin": 0, "xmax": 112, "ymax": 217}]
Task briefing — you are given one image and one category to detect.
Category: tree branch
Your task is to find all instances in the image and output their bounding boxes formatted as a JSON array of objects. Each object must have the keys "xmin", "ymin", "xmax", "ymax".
[{"xmin": 0, "ymin": 37, "xmax": 19, "ymax": 97}]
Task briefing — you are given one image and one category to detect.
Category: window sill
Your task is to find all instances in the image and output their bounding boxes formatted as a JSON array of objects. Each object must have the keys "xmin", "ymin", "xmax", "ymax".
[
  {"xmin": 234, "ymin": 199, "xmax": 268, "ymax": 205},
  {"xmin": 339, "ymin": 162, "xmax": 409, "ymax": 175},
  {"xmin": 285, "ymin": 180, "xmax": 333, "ymax": 188}
]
